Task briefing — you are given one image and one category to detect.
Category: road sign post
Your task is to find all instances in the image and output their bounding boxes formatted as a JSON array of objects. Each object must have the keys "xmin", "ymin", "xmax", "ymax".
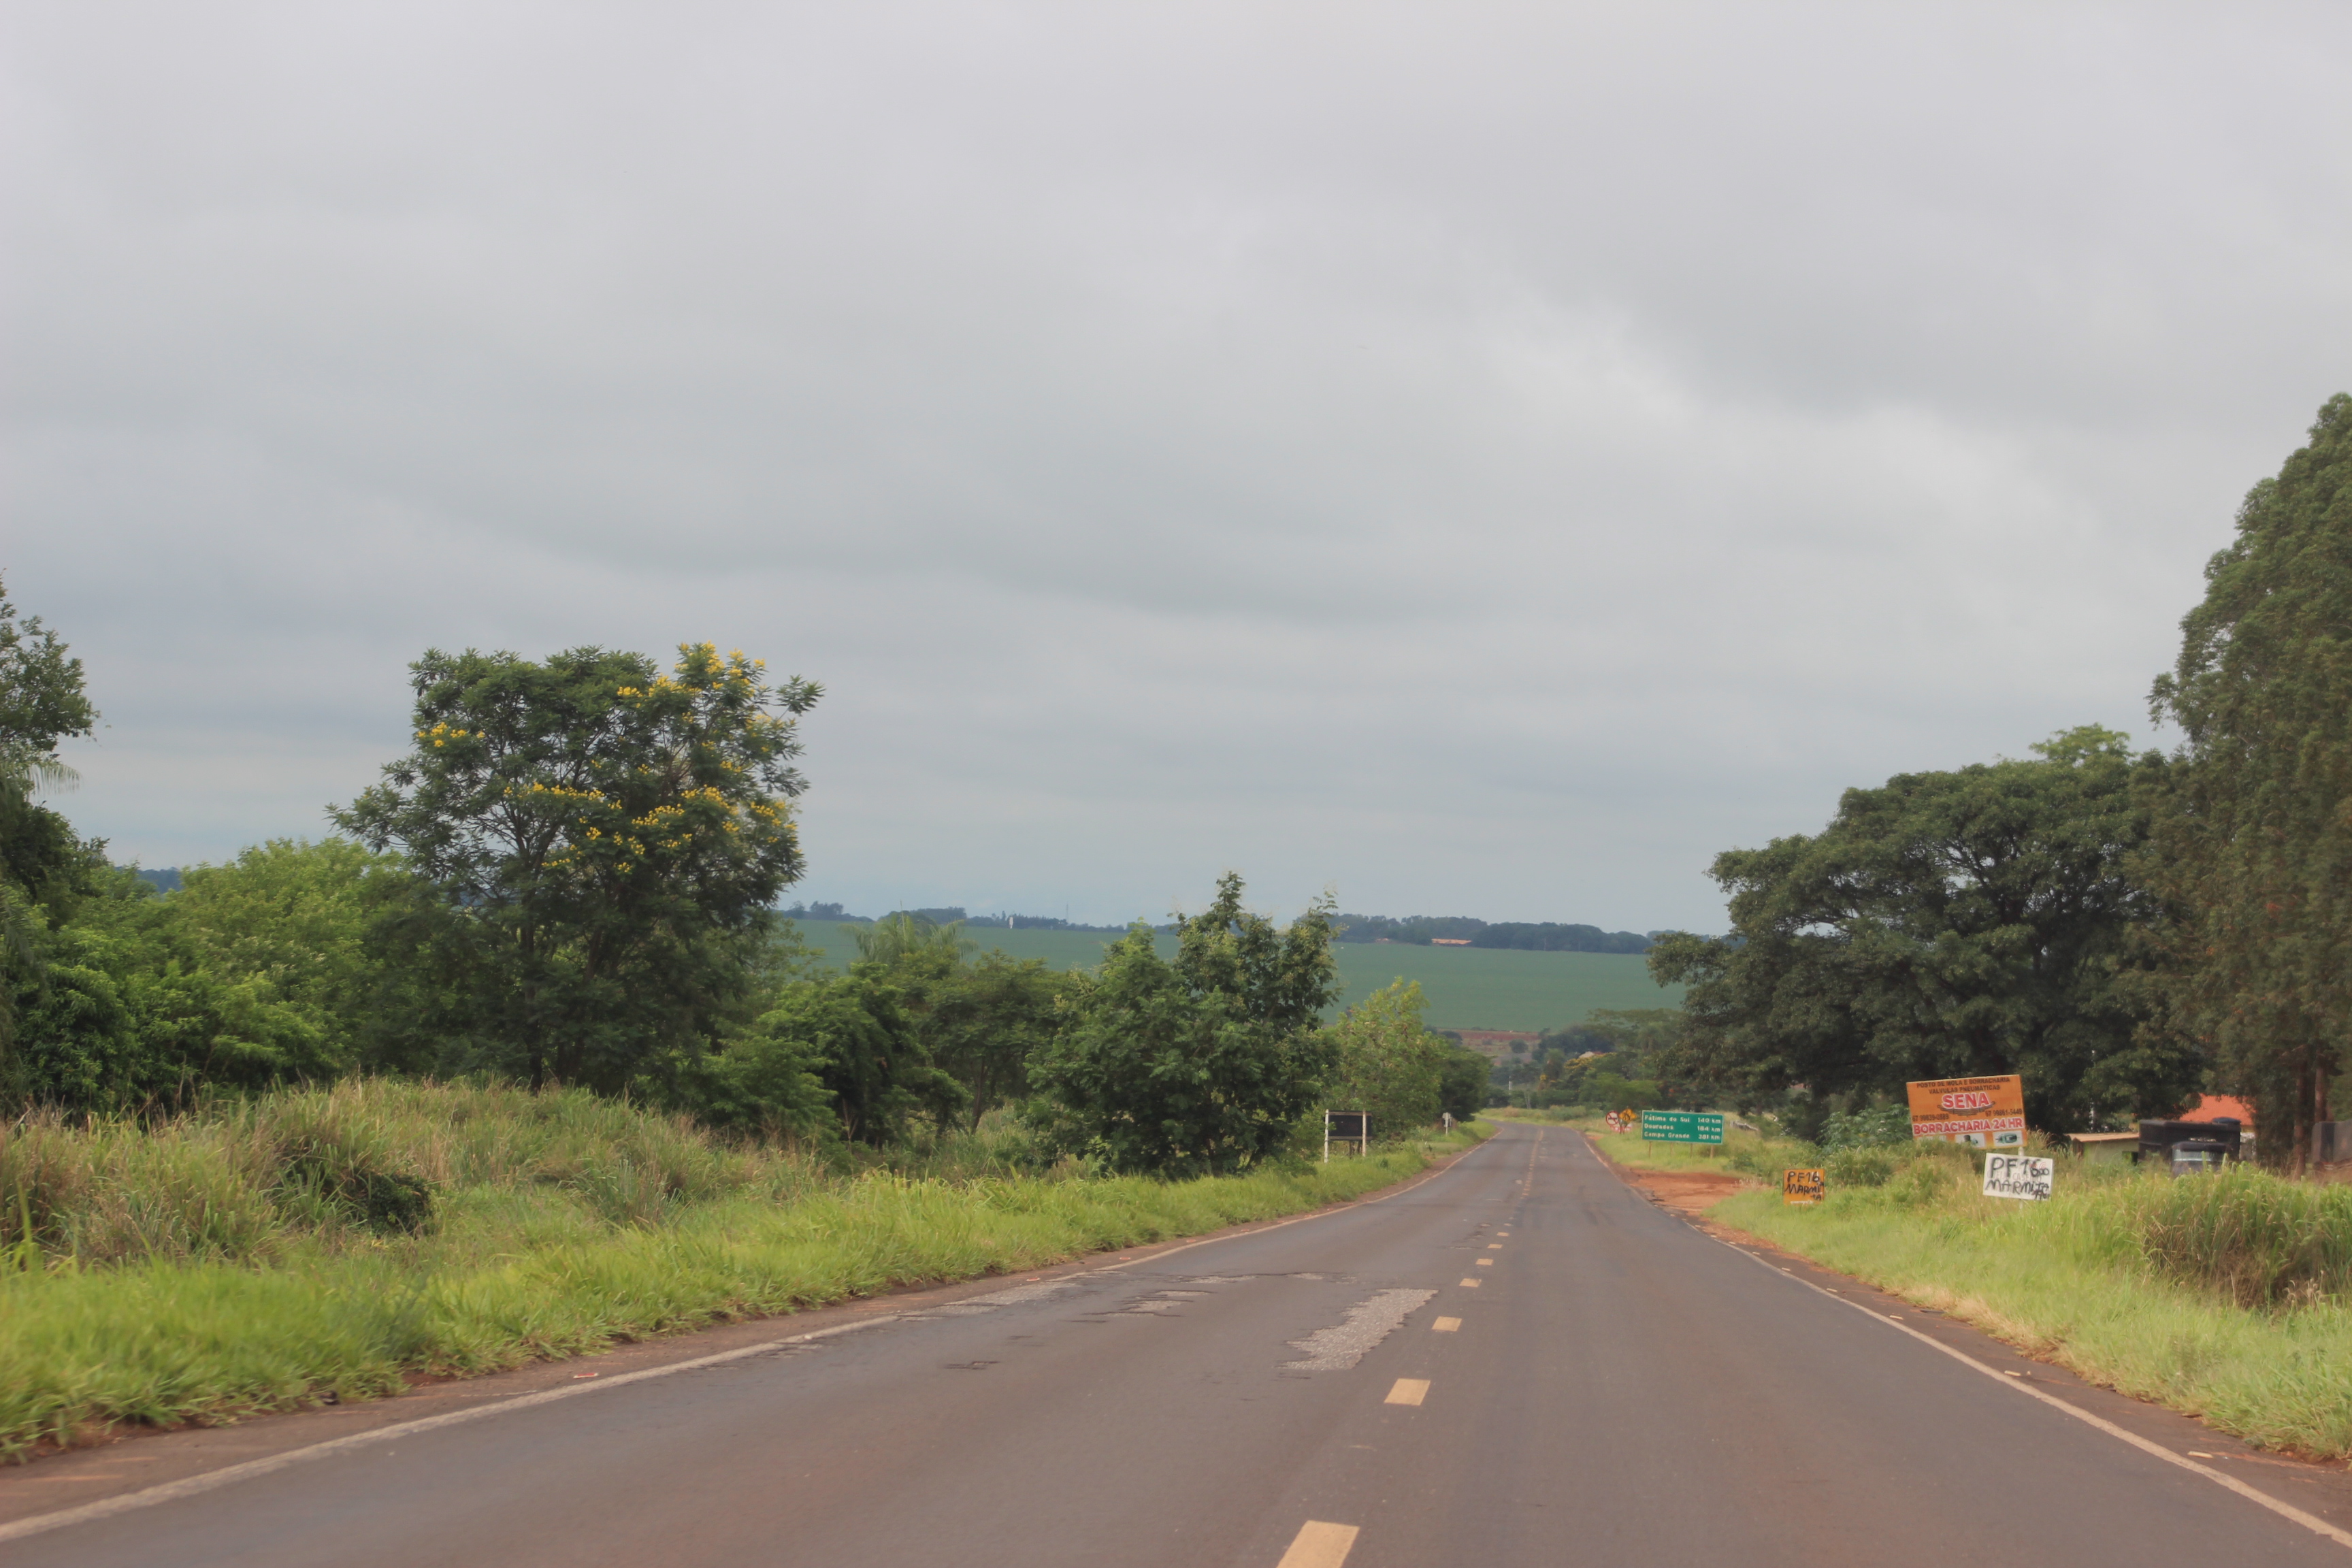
[
  {"xmin": 1639, "ymin": 1110, "xmax": 1725, "ymax": 1144},
  {"xmin": 1324, "ymin": 1111, "xmax": 1369, "ymax": 1162}
]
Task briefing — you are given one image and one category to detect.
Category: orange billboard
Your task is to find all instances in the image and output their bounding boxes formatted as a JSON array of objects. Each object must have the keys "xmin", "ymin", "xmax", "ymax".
[{"xmin": 1906, "ymin": 1075, "xmax": 2025, "ymax": 1149}]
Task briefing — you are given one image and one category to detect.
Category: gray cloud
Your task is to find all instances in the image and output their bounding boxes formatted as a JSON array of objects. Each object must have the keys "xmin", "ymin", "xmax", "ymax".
[{"xmin": 5, "ymin": 1, "xmax": 2349, "ymax": 929}]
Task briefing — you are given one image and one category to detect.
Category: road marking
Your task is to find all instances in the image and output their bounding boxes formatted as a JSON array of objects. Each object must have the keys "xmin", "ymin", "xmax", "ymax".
[
  {"xmin": 1458, "ymin": 1277, "xmax": 1481, "ymax": 1287},
  {"xmin": 1718, "ymin": 1243, "xmax": 2352, "ymax": 1554},
  {"xmin": 1281, "ymin": 1289, "xmax": 1437, "ymax": 1372},
  {"xmin": 0, "ymin": 1314, "xmax": 904, "ymax": 1547},
  {"xmin": 1486, "ymin": 1243, "xmax": 1503, "ymax": 1250},
  {"xmin": 1385, "ymin": 1378, "xmax": 1431, "ymax": 1407},
  {"xmin": 1432, "ymin": 1316, "xmax": 1461, "ymax": 1333},
  {"xmin": 1475, "ymin": 1258, "xmax": 1494, "ymax": 1267},
  {"xmin": 1276, "ymin": 1520, "xmax": 1360, "ymax": 1568},
  {"xmin": 0, "ymin": 1128, "xmax": 1539, "ymax": 1548}
]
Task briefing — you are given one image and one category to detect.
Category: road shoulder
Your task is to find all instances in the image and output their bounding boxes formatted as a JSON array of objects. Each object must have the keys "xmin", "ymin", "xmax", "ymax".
[
  {"xmin": 0, "ymin": 1130, "xmax": 1497, "ymax": 1532},
  {"xmin": 1581, "ymin": 1129, "xmax": 2352, "ymax": 1542}
]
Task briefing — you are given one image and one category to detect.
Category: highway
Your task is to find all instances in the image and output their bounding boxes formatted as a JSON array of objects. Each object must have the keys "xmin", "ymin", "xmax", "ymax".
[{"xmin": 7, "ymin": 1122, "xmax": 2352, "ymax": 1567}]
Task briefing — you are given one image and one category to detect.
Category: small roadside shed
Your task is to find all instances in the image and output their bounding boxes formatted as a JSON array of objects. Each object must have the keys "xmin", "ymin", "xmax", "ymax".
[{"xmin": 2067, "ymin": 1131, "xmax": 2141, "ymax": 1165}]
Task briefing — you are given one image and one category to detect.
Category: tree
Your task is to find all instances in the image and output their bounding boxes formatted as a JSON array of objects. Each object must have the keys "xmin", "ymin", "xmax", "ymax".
[
  {"xmin": 2146, "ymin": 394, "xmax": 2352, "ymax": 1171},
  {"xmin": 740, "ymin": 967, "xmax": 968, "ymax": 1144},
  {"xmin": 1322, "ymin": 979, "xmax": 1449, "ymax": 1135},
  {"xmin": 0, "ymin": 574, "xmax": 103, "ymax": 1074},
  {"xmin": 1648, "ymin": 728, "xmax": 2202, "ymax": 1131},
  {"xmin": 837, "ymin": 913, "xmax": 1064, "ymax": 1131},
  {"xmin": 853, "ymin": 911, "xmax": 974, "ymax": 966},
  {"xmin": 1030, "ymin": 874, "xmax": 1341, "ymax": 1175},
  {"xmin": 0, "ymin": 572, "xmax": 97, "ymax": 793},
  {"xmin": 334, "ymin": 643, "xmax": 818, "ymax": 1091},
  {"xmin": 10, "ymin": 871, "xmax": 341, "ymax": 1108},
  {"xmin": 158, "ymin": 838, "xmax": 438, "ymax": 1070},
  {"xmin": 0, "ymin": 572, "xmax": 99, "ymax": 906},
  {"xmin": 922, "ymin": 953, "xmax": 1066, "ymax": 1130},
  {"xmin": 1435, "ymin": 1046, "xmax": 1489, "ymax": 1123}
]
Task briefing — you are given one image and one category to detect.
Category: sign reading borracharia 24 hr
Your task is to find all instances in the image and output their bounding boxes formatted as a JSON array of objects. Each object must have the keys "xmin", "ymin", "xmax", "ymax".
[{"xmin": 1906, "ymin": 1075, "xmax": 2025, "ymax": 1151}]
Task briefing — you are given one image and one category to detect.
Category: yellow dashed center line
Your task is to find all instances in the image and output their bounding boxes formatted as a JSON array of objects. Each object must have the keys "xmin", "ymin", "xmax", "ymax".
[
  {"xmin": 1475, "ymin": 1258, "xmax": 1494, "ymax": 1267},
  {"xmin": 1276, "ymin": 1520, "xmax": 1360, "ymax": 1568},
  {"xmin": 1432, "ymin": 1316, "xmax": 1461, "ymax": 1333},
  {"xmin": 1459, "ymin": 1277, "xmax": 1481, "ymax": 1287},
  {"xmin": 1486, "ymin": 1243, "xmax": 1503, "ymax": 1250},
  {"xmin": 1384, "ymin": 1378, "xmax": 1431, "ymax": 1407}
]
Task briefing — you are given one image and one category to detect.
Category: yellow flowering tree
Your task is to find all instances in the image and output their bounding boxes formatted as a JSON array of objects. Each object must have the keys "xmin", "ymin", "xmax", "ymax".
[{"xmin": 335, "ymin": 642, "xmax": 820, "ymax": 1090}]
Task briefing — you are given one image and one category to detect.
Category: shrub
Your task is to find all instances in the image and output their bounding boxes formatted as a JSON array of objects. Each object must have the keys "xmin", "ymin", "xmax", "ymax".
[
  {"xmin": 1825, "ymin": 1145, "xmax": 1897, "ymax": 1188},
  {"xmin": 1820, "ymin": 1105, "xmax": 1910, "ymax": 1153}
]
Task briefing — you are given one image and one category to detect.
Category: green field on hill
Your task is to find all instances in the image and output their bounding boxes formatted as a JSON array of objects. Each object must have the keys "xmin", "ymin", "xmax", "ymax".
[{"xmin": 785, "ymin": 921, "xmax": 1680, "ymax": 1032}]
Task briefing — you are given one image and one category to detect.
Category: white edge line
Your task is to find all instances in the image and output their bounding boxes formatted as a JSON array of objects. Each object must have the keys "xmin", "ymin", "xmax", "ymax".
[
  {"xmin": 1, "ymin": 1128, "xmax": 1505, "ymax": 1544},
  {"xmin": 1086, "ymin": 1122, "xmax": 1498, "ymax": 1273},
  {"xmin": 1582, "ymin": 1128, "xmax": 2352, "ymax": 1552},
  {"xmin": 0, "ymin": 1315, "xmax": 900, "ymax": 1546},
  {"xmin": 1713, "ymin": 1219, "xmax": 2352, "ymax": 1552}
]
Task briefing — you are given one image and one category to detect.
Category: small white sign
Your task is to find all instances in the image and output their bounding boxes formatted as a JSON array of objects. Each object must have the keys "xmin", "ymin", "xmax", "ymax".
[{"xmin": 1982, "ymin": 1154, "xmax": 2055, "ymax": 1202}]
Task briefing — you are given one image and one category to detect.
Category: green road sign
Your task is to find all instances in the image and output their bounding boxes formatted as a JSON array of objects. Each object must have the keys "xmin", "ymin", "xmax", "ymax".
[{"xmin": 1640, "ymin": 1110, "xmax": 1725, "ymax": 1144}]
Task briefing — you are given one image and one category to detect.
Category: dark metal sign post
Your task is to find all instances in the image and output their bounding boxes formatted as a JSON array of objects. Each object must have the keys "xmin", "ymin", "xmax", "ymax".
[{"xmin": 1324, "ymin": 1111, "xmax": 1369, "ymax": 1162}]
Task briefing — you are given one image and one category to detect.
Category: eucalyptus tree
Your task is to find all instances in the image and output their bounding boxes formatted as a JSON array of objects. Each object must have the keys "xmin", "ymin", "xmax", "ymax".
[{"xmin": 2146, "ymin": 394, "xmax": 2352, "ymax": 1170}]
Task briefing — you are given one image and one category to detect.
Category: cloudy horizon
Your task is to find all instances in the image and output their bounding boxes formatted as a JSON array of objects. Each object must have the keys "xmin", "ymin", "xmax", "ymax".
[{"xmin": 6, "ymin": 3, "xmax": 2349, "ymax": 930}]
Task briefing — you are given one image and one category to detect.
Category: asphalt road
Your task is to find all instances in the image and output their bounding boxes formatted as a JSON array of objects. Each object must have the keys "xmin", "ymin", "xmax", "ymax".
[{"xmin": 11, "ymin": 1123, "xmax": 2352, "ymax": 1567}]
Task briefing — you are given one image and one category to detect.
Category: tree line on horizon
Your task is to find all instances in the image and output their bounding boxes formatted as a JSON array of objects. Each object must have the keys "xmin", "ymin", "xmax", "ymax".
[
  {"xmin": 1648, "ymin": 395, "xmax": 2352, "ymax": 1172},
  {"xmin": 779, "ymin": 904, "xmax": 1660, "ymax": 951}
]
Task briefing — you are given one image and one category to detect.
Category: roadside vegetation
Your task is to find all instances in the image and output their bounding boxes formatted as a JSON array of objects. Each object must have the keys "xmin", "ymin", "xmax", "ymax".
[
  {"xmin": 1592, "ymin": 1122, "xmax": 2352, "ymax": 1459},
  {"xmin": 0, "ymin": 1079, "xmax": 1488, "ymax": 1460},
  {"xmin": 1644, "ymin": 395, "xmax": 2352, "ymax": 1171},
  {"xmin": 0, "ymin": 573, "xmax": 1497, "ymax": 1460}
]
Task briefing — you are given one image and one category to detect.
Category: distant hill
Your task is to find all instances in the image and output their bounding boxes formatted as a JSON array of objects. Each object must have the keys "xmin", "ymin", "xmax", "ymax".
[
  {"xmin": 779, "ymin": 902, "xmax": 1148, "ymax": 934},
  {"xmin": 782, "ymin": 903, "xmax": 1659, "ymax": 949},
  {"xmin": 781, "ymin": 919, "xmax": 1680, "ymax": 1032},
  {"xmin": 1334, "ymin": 913, "xmax": 1654, "ymax": 953}
]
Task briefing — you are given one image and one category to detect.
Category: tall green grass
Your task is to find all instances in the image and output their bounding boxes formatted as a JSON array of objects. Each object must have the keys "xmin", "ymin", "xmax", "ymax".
[
  {"xmin": 0, "ymin": 1083, "xmax": 1486, "ymax": 1461},
  {"xmin": 1595, "ymin": 1126, "xmax": 2352, "ymax": 1458}
]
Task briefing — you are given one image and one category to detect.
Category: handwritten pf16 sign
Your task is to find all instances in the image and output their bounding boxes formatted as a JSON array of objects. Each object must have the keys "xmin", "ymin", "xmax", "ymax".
[{"xmin": 1981, "ymin": 1154, "xmax": 2055, "ymax": 1202}]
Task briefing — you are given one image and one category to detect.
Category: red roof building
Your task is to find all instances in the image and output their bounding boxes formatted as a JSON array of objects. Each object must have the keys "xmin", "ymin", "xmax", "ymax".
[{"xmin": 2183, "ymin": 1094, "xmax": 2255, "ymax": 1126}]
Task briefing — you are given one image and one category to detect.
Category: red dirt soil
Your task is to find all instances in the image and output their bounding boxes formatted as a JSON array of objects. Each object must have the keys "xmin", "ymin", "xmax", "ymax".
[{"xmin": 1619, "ymin": 1168, "xmax": 1746, "ymax": 1214}]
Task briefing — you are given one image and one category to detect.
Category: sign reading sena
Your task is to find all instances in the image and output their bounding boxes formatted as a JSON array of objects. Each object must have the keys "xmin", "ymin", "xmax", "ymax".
[{"xmin": 1906, "ymin": 1075, "xmax": 2025, "ymax": 1148}]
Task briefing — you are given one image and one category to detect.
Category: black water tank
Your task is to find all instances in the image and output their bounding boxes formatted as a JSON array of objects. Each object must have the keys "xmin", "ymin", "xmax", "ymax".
[
  {"xmin": 2139, "ymin": 1119, "xmax": 2243, "ymax": 1163},
  {"xmin": 2169, "ymin": 1139, "xmax": 2233, "ymax": 1176}
]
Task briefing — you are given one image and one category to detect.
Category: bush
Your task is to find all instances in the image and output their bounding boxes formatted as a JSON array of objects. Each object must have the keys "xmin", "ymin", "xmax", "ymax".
[
  {"xmin": 1725, "ymin": 1135, "xmax": 1819, "ymax": 1181},
  {"xmin": 1825, "ymin": 1145, "xmax": 1897, "ymax": 1188},
  {"xmin": 1030, "ymin": 876, "xmax": 1338, "ymax": 1175},
  {"xmin": 1820, "ymin": 1104, "xmax": 1910, "ymax": 1153}
]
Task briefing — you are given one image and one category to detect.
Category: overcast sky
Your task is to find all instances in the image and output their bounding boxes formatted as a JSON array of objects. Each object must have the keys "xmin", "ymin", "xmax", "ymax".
[{"xmin": 5, "ymin": 3, "xmax": 2348, "ymax": 931}]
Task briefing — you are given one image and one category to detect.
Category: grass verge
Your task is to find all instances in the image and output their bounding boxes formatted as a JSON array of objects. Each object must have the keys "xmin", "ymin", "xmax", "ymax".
[
  {"xmin": 0, "ymin": 1081, "xmax": 1489, "ymax": 1462},
  {"xmin": 1586, "ymin": 1124, "xmax": 2352, "ymax": 1459}
]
